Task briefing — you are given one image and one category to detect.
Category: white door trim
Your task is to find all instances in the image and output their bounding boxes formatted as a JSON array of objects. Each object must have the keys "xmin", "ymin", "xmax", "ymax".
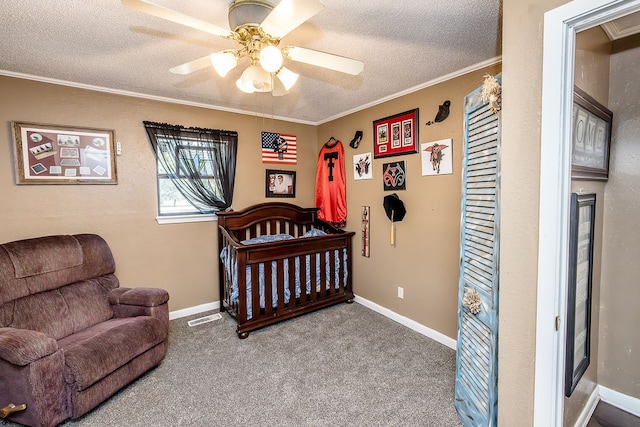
[{"xmin": 535, "ymin": 1, "xmax": 640, "ymax": 426}]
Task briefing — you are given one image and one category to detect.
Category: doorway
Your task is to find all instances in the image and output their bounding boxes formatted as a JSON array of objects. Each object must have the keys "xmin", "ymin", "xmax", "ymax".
[{"xmin": 536, "ymin": 1, "xmax": 640, "ymax": 426}]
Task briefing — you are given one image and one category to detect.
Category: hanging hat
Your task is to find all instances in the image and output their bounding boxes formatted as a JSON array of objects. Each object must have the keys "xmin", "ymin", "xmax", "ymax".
[
  {"xmin": 383, "ymin": 193, "xmax": 406, "ymax": 246},
  {"xmin": 383, "ymin": 193, "xmax": 406, "ymax": 222}
]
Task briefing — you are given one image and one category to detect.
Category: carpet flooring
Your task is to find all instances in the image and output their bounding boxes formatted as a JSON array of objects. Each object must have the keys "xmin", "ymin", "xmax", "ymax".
[{"xmin": 2, "ymin": 302, "xmax": 462, "ymax": 426}]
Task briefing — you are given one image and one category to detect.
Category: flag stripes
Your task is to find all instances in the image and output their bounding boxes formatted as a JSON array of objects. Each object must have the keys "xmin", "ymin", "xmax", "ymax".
[{"xmin": 261, "ymin": 132, "xmax": 297, "ymax": 164}]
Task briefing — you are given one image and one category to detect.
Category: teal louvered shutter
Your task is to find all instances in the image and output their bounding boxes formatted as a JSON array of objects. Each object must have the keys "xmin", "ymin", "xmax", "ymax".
[{"xmin": 455, "ymin": 74, "xmax": 501, "ymax": 427}]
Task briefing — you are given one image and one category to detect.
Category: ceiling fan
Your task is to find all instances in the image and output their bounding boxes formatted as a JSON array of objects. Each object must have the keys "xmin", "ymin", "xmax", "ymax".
[{"xmin": 121, "ymin": 0, "xmax": 364, "ymax": 96}]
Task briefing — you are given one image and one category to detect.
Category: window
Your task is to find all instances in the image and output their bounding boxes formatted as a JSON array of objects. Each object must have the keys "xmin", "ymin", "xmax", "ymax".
[{"xmin": 144, "ymin": 122, "xmax": 238, "ymax": 217}]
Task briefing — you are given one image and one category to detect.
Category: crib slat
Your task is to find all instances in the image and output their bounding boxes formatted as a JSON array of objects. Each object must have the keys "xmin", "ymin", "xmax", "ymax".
[
  {"xmin": 329, "ymin": 249, "xmax": 336, "ymax": 296},
  {"xmin": 288, "ymin": 256, "xmax": 296, "ymax": 308},
  {"xmin": 299, "ymin": 256, "xmax": 308, "ymax": 304},
  {"xmin": 319, "ymin": 250, "xmax": 327, "ymax": 299},
  {"xmin": 264, "ymin": 262, "xmax": 273, "ymax": 316},
  {"xmin": 250, "ymin": 263, "xmax": 260, "ymax": 320},
  {"xmin": 238, "ymin": 252, "xmax": 248, "ymax": 323},
  {"xmin": 276, "ymin": 259, "xmax": 285, "ymax": 311},
  {"xmin": 337, "ymin": 248, "xmax": 343, "ymax": 294},
  {"xmin": 310, "ymin": 252, "xmax": 317, "ymax": 301}
]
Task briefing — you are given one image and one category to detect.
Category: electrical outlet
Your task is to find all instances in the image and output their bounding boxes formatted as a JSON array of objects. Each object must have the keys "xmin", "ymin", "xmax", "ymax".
[{"xmin": 397, "ymin": 286, "xmax": 404, "ymax": 299}]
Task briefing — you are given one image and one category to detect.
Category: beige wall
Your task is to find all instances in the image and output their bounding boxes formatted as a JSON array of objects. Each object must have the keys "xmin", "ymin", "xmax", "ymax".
[
  {"xmin": 318, "ymin": 64, "xmax": 501, "ymax": 339},
  {"xmin": 575, "ymin": 27, "xmax": 613, "ymax": 106},
  {"xmin": 501, "ymin": 0, "xmax": 568, "ymax": 425},
  {"xmin": 599, "ymin": 37, "xmax": 640, "ymax": 399},
  {"xmin": 0, "ymin": 76, "xmax": 318, "ymax": 312},
  {"xmin": 564, "ymin": 26, "xmax": 611, "ymax": 427}
]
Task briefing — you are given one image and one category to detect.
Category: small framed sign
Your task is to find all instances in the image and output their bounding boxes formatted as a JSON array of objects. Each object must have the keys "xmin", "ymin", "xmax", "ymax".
[{"xmin": 571, "ymin": 86, "xmax": 613, "ymax": 181}]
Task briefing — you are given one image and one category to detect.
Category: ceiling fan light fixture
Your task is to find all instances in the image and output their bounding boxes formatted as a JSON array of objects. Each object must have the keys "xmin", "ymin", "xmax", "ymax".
[
  {"xmin": 259, "ymin": 45, "xmax": 283, "ymax": 72},
  {"xmin": 275, "ymin": 66, "xmax": 299, "ymax": 91},
  {"xmin": 236, "ymin": 76, "xmax": 255, "ymax": 93},
  {"xmin": 228, "ymin": 0, "xmax": 274, "ymax": 31},
  {"xmin": 241, "ymin": 64, "xmax": 272, "ymax": 92},
  {"xmin": 210, "ymin": 51, "xmax": 238, "ymax": 77},
  {"xmin": 271, "ymin": 75, "xmax": 288, "ymax": 97}
]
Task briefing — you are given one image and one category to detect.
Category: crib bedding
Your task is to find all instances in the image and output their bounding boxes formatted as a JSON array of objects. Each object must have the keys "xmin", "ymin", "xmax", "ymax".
[
  {"xmin": 217, "ymin": 202, "xmax": 354, "ymax": 338},
  {"xmin": 219, "ymin": 230, "xmax": 348, "ymax": 319}
]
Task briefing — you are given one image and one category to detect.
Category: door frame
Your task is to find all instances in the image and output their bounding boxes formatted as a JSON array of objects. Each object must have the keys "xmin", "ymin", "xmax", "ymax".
[{"xmin": 535, "ymin": 1, "xmax": 640, "ymax": 425}]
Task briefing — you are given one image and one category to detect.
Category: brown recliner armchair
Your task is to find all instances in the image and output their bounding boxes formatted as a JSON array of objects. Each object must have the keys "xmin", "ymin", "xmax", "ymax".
[{"xmin": 0, "ymin": 234, "xmax": 169, "ymax": 427}]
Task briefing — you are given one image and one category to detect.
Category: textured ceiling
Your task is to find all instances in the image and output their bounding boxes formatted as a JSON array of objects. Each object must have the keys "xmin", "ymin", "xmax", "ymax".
[{"xmin": 0, "ymin": 0, "xmax": 502, "ymax": 125}]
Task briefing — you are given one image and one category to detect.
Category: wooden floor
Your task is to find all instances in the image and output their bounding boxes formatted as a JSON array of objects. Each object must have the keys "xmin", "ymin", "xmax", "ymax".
[{"xmin": 587, "ymin": 401, "xmax": 640, "ymax": 426}]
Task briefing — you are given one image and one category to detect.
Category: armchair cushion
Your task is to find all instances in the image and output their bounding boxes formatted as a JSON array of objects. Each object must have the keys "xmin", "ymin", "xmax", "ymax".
[
  {"xmin": 59, "ymin": 317, "xmax": 167, "ymax": 391},
  {"xmin": 3, "ymin": 234, "xmax": 83, "ymax": 279},
  {"xmin": 0, "ymin": 328, "xmax": 58, "ymax": 366}
]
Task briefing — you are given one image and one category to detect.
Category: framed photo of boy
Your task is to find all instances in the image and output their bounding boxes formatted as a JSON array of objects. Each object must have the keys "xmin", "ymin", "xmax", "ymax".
[{"xmin": 265, "ymin": 169, "xmax": 296, "ymax": 198}]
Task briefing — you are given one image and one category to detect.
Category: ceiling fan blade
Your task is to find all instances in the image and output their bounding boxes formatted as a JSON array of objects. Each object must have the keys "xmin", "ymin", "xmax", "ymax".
[
  {"xmin": 260, "ymin": 0, "xmax": 324, "ymax": 39},
  {"xmin": 121, "ymin": 0, "xmax": 232, "ymax": 38},
  {"xmin": 169, "ymin": 55, "xmax": 213, "ymax": 75},
  {"xmin": 284, "ymin": 46, "xmax": 364, "ymax": 76}
]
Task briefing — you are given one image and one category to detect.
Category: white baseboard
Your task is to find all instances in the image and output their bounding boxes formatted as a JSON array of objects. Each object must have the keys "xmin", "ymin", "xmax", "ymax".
[
  {"xmin": 353, "ymin": 295, "xmax": 457, "ymax": 350},
  {"xmin": 575, "ymin": 387, "xmax": 600, "ymax": 427},
  {"xmin": 599, "ymin": 385, "xmax": 640, "ymax": 417},
  {"xmin": 169, "ymin": 301, "xmax": 220, "ymax": 320}
]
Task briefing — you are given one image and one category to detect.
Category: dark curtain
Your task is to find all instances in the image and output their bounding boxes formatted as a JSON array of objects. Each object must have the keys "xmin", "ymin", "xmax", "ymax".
[{"xmin": 143, "ymin": 121, "xmax": 238, "ymax": 214}]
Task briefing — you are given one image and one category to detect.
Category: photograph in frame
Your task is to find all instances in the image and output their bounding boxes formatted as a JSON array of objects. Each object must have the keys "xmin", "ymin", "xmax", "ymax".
[
  {"xmin": 373, "ymin": 109, "xmax": 419, "ymax": 159},
  {"xmin": 353, "ymin": 152, "xmax": 373, "ymax": 180},
  {"xmin": 421, "ymin": 138, "xmax": 453, "ymax": 176},
  {"xmin": 265, "ymin": 169, "xmax": 296, "ymax": 198},
  {"xmin": 382, "ymin": 160, "xmax": 406, "ymax": 191},
  {"xmin": 12, "ymin": 122, "xmax": 117, "ymax": 184}
]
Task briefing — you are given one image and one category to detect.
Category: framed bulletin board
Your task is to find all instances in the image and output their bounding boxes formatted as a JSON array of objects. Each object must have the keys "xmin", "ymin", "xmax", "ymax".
[
  {"xmin": 565, "ymin": 193, "xmax": 596, "ymax": 397},
  {"xmin": 373, "ymin": 108, "xmax": 419, "ymax": 159},
  {"xmin": 572, "ymin": 86, "xmax": 613, "ymax": 181},
  {"xmin": 12, "ymin": 122, "xmax": 117, "ymax": 184}
]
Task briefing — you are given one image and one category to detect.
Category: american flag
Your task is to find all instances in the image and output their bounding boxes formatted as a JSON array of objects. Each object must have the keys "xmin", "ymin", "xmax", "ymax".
[{"xmin": 261, "ymin": 132, "xmax": 297, "ymax": 164}]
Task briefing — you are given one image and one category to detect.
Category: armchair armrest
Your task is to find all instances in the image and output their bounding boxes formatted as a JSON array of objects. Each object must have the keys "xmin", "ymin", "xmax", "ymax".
[
  {"xmin": 108, "ymin": 287, "xmax": 169, "ymax": 307},
  {"xmin": 0, "ymin": 328, "xmax": 58, "ymax": 366},
  {"xmin": 108, "ymin": 287, "xmax": 170, "ymax": 327}
]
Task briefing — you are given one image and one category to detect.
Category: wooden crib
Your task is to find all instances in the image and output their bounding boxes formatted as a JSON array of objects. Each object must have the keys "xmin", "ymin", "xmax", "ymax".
[{"xmin": 217, "ymin": 202, "xmax": 355, "ymax": 338}]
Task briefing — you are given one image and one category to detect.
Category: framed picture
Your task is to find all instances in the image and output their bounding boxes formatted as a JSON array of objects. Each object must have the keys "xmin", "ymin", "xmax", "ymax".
[
  {"xmin": 421, "ymin": 138, "xmax": 453, "ymax": 176},
  {"xmin": 265, "ymin": 169, "xmax": 296, "ymax": 198},
  {"xmin": 565, "ymin": 193, "xmax": 596, "ymax": 397},
  {"xmin": 571, "ymin": 86, "xmax": 613, "ymax": 181},
  {"xmin": 382, "ymin": 160, "xmax": 406, "ymax": 191},
  {"xmin": 353, "ymin": 152, "xmax": 373, "ymax": 180},
  {"xmin": 374, "ymin": 109, "xmax": 419, "ymax": 158},
  {"xmin": 12, "ymin": 122, "xmax": 117, "ymax": 184}
]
